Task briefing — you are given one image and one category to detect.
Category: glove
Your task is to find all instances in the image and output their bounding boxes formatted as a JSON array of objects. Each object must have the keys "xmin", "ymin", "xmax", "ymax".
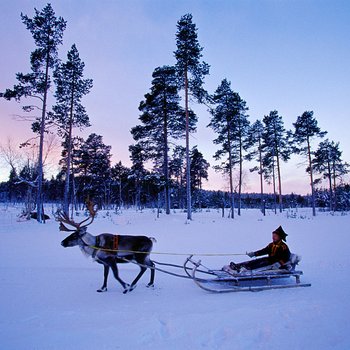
[{"xmin": 246, "ymin": 251, "xmax": 255, "ymax": 258}]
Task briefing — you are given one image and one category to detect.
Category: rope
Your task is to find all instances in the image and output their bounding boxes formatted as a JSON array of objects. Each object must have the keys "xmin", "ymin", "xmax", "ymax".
[
  {"xmin": 88, "ymin": 245, "xmax": 246, "ymax": 257},
  {"xmin": 119, "ymin": 257, "xmax": 216, "ymax": 281},
  {"xmin": 119, "ymin": 257, "xmax": 193, "ymax": 279},
  {"xmin": 153, "ymin": 260, "xmax": 214, "ymax": 276}
]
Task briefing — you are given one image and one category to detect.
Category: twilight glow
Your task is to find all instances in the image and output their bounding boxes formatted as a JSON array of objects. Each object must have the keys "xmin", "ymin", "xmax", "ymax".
[{"xmin": 1, "ymin": 0, "xmax": 349, "ymax": 195}]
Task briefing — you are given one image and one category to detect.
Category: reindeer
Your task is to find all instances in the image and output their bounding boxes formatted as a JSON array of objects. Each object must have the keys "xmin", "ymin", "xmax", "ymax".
[{"xmin": 59, "ymin": 203, "xmax": 155, "ymax": 294}]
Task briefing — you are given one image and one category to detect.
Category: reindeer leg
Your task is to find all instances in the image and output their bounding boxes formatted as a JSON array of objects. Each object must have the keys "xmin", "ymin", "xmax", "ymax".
[
  {"xmin": 97, "ymin": 264, "xmax": 109, "ymax": 293},
  {"xmin": 125, "ymin": 256, "xmax": 155, "ymax": 292},
  {"xmin": 110, "ymin": 261, "xmax": 130, "ymax": 293},
  {"xmin": 147, "ymin": 260, "xmax": 155, "ymax": 288},
  {"xmin": 141, "ymin": 256, "xmax": 155, "ymax": 288},
  {"xmin": 126, "ymin": 266, "xmax": 147, "ymax": 293},
  {"xmin": 125, "ymin": 253, "xmax": 156, "ymax": 293}
]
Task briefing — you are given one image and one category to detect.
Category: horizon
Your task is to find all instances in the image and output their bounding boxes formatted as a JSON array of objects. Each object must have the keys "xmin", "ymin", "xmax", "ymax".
[{"xmin": 1, "ymin": 0, "xmax": 349, "ymax": 196}]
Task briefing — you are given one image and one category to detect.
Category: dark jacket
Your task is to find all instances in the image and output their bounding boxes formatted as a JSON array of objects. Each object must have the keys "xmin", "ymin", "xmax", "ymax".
[{"xmin": 254, "ymin": 240, "xmax": 291, "ymax": 265}]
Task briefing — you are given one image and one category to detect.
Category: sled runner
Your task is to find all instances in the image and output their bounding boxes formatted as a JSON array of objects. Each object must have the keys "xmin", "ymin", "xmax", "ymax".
[{"xmin": 184, "ymin": 254, "xmax": 311, "ymax": 293}]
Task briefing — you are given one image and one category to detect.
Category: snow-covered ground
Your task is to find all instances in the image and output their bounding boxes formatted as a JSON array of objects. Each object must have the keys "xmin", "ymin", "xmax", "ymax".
[{"xmin": 0, "ymin": 205, "xmax": 349, "ymax": 349}]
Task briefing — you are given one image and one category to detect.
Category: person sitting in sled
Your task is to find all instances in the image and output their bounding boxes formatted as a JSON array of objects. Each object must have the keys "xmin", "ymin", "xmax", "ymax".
[{"xmin": 228, "ymin": 226, "xmax": 291, "ymax": 273}]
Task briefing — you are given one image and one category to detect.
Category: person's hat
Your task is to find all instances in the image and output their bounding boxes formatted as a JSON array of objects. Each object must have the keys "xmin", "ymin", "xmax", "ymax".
[{"xmin": 273, "ymin": 226, "xmax": 288, "ymax": 241}]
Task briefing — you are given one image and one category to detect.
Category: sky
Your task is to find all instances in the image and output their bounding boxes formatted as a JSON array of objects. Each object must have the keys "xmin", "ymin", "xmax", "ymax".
[{"xmin": 0, "ymin": 0, "xmax": 349, "ymax": 195}]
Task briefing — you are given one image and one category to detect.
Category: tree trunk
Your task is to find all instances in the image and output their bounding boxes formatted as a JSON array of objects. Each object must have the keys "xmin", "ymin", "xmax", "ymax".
[
  {"xmin": 163, "ymin": 103, "xmax": 170, "ymax": 215},
  {"xmin": 332, "ymin": 162, "xmax": 337, "ymax": 211},
  {"xmin": 199, "ymin": 180, "xmax": 203, "ymax": 211},
  {"xmin": 272, "ymin": 152, "xmax": 277, "ymax": 215},
  {"xmin": 63, "ymin": 96, "xmax": 74, "ymax": 216},
  {"xmin": 327, "ymin": 161, "xmax": 333, "ymax": 211},
  {"xmin": 307, "ymin": 137, "xmax": 316, "ymax": 216},
  {"xmin": 72, "ymin": 170, "xmax": 77, "ymax": 212},
  {"xmin": 258, "ymin": 137, "xmax": 265, "ymax": 215},
  {"xmin": 136, "ymin": 178, "xmax": 141, "ymax": 211},
  {"xmin": 227, "ymin": 126, "xmax": 234, "ymax": 219},
  {"xmin": 179, "ymin": 173, "xmax": 184, "ymax": 210},
  {"xmin": 185, "ymin": 69, "xmax": 192, "ymax": 220},
  {"xmin": 36, "ymin": 51, "xmax": 50, "ymax": 223},
  {"xmin": 275, "ymin": 148, "xmax": 283, "ymax": 213},
  {"xmin": 119, "ymin": 177, "xmax": 123, "ymax": 210},
  {"xmin": 238, "ymin": 124, "xmax": 243, "ymax": 216}
]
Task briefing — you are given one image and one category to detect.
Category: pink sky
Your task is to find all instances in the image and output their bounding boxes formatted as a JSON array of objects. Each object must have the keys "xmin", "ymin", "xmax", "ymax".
[{"xmin": 1, "ymin": 0, "xmax": 350, "ymax": 195}]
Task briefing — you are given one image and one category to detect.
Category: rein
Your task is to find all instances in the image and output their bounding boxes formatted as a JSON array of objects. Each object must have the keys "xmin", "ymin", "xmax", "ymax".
[
  {"xmin": 79, "ymin": 233, "xmax": 245, "ymax": 257},
  {"xmin": 86, "ymin": 244, "xmax": 246, "ymax": 257}
]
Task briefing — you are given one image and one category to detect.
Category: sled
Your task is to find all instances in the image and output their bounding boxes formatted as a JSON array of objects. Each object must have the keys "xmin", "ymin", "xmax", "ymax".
[{"xmin": 184, "ymin": 254, "xmax": 311, "ymax": 293}]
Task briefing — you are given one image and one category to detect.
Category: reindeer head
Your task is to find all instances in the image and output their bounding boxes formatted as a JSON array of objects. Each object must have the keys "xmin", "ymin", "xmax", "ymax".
[{"xmin": 58, "ymin": 202, "xmax": 97, "ymax": 248}]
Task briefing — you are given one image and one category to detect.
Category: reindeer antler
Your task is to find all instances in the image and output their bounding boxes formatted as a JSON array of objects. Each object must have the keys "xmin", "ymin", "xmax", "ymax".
[
  {"xmin": 59, "ymin": 222, "xmax": 76, "ymax": 232},
  {"xmin": 56, "ymin": 211, "xmax": 79, "ymax": 232},
  {"xmin": 76, "ymin": 200, "xmax": 98, "ymax": 228},
  {"xmin": 56, "ymin": 200, "xmax": 97, "ymax": 232}
]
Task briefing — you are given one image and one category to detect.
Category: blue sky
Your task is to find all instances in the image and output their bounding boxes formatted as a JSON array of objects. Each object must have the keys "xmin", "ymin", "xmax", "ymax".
[{"xmin": 1, "ymin": 0, "xmax": 349, "ymax": 194}]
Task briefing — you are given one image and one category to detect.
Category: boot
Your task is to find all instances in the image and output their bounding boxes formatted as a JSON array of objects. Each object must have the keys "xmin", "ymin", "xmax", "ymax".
[{"xmin": 229, "ymin": 262, "xmax": 242, "ymax": 273}]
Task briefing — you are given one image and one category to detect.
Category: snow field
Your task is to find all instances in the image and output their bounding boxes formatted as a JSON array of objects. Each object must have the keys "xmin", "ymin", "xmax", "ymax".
[{"xmin": 0, "ymin": 206, "xmax": 349, "ymax": 349}]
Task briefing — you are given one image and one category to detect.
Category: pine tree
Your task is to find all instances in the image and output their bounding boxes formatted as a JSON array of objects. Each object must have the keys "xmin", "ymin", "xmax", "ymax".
[
  {"xmin": 131, "ymin": 66, "xmax": 196, "ymax": 214},
  {"xmin": 169, "ymin": 145, "xmax": 186, "ymax": 209},
  {"xmin": 63, "ymin": 136, "xmax": 84, "ymax": 210},
  {"xmin": 8, "ymin": 168, "xmax": 19, "ymax": 203},
  {"xmin": 1, "ymin": 4, "xmax": 66, "ymax": 222},
  {"xmin": 208, "ymin": 79, "xmax": 248, "ymax": 218},
  {"xmin": 190, "ymin": 146, "xmax": 210, "ymax": 190},
  {"xmin": 18, "ymin": 161, "xmax": 38, "ymax": 217},
  {"xmin": 110, "ymin": 161, "xmax": 129, "ymax": 210},
  {"xmin": 313, "ymin": 139, "xmax": 349, "ymax": 211},
  {"xmin": 129, "ymin": 143, "xmax": 147, "ymax": 210},
  {"xmin": 174, "ymin": 13, "xmax": 209, "ymax": 220},
  {"xmin": 293, "ymin": 111, "xmax": 326, "ymax": 216},
  {"xmin": 262, "ymin": 110, "xmax": 291, "ymax": 213},
  {"xmin": 73, "ymin": 134, "xmax": 111, "ymax": 207},
  {"xmin": 190, "ymin": 146, "xmax": 210, "ymax": 210},
  {"xmin": 53, "ymin": 44, "xmax": 93, "ymax": 215},
  {"xmin": 231, "ymin": 94, "xmax": 249, "ymax": 216},
  {"xmin": 246, "ymin": 120, "xmax": 266, "ymax": 215}
]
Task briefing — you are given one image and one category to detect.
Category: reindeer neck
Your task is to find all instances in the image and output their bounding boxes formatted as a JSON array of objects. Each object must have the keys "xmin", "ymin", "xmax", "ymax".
[
  {"xmin": 80, "ymin": 231, "xmax": 95, "ymax": 246},
  {"xmin": 79, "ymin": 232, "xmax": 97, "ymax": 258}
]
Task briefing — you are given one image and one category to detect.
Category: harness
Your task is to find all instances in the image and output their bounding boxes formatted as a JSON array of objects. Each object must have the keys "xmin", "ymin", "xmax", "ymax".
[
  {"xmin": 113, "ymin": 235, "xmax": 119, "ymax": 250},
  {"xmin": 92, "ymin": 235, "xmax": 119, "ymax": 258}
]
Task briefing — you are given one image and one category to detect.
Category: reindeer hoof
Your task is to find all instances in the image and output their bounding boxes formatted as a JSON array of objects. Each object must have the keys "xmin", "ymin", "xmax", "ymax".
[
  {"xmin": 122, "ymin": 283, "xmax": 130, "ymax": 294},
  {"xmin": 97, "ymin": 287, "xmax": 107, "ymax": 293},
  {"xmin": 123, "ymin": 284, "xmax": 137, "ymax": 294},
  {"xmin": 147, "ymin": 283, "xmax": 154, "ymax": 288}
]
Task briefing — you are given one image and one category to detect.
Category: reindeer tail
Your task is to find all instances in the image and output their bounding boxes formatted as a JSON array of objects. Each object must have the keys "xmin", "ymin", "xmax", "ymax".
[{"xmin": 149, "ymin": 237, "xmax": 157, "ymax": 244}]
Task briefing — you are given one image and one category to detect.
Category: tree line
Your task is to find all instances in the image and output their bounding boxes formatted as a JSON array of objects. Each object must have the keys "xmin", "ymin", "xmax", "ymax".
[
  {"xmin": 1, "ymin": 4, "xmax": 349, "ymax": 221},
  {"xmin": 129, "ymin": 14, "xmax": 349, "ymax": 217}
]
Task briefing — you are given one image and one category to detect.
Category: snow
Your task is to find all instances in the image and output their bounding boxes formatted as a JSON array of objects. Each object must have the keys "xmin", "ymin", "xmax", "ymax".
[{"xmin": 0, "ymin": 205, "xmax": 349, "ymax": 349}]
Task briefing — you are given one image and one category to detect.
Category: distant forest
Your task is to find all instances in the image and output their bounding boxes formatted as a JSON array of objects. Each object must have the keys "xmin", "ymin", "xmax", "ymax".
[{"xmin": 0, "ymin": 4, "xmax": 349, "ymax": 221}]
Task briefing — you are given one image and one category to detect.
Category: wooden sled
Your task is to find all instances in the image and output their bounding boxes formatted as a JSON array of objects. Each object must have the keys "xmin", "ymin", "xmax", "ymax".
[{"xmin": 184, "ymin": 255, "xmax": 312, "ymax": 293}]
